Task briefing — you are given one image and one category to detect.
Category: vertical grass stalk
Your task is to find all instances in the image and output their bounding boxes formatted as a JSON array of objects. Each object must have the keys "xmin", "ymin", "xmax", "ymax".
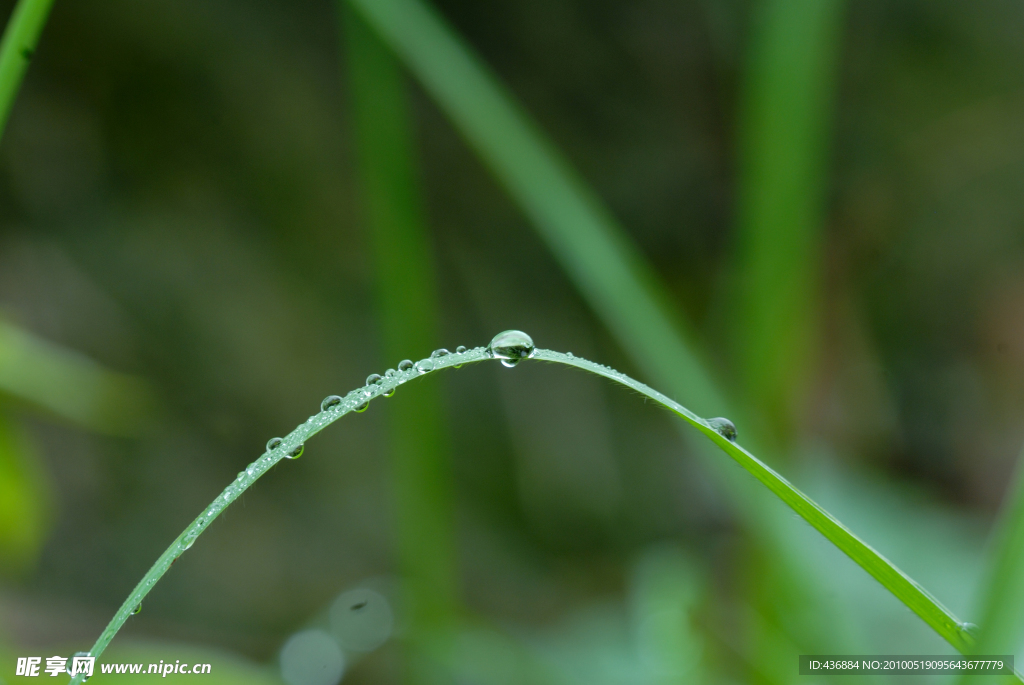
[
  {"xmin": 340, "ymin": 0, "xmax": 459, "ymax": 658},
  {"xmin": 0, "ymin": 0, "xmax": 55, "ymax": 140},
  {"xmin": 733, "ymin": 0, "xmax": 846, "ymax": 445}
]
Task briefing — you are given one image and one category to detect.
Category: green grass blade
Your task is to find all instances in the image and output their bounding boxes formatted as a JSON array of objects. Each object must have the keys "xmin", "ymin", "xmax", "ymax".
[
  {"xmin": 733, "ymin": 0, "xmax": 845, "ymax": 442},
  {"xmin": 529, "ymin": 349, "xmax": 975, "ymax": 654},
  {"xmin": 0, "ymin": 411, "xmax": 51, "ymax": 573},
  {"xmin": 345, "ymin": 0, "xmax": 725, "ymax": 417},
  {"xmin": 0, "ymin": 318, "xmax": 154, "ymax": 435},
  {"xmin": 68, "ymin": 344, "xmax": 980, "ymax": 683},
  {"xmin": 345, "ymin": 0, "xmax": 975, "ymax": 657},
  {"xmin": 959, "ymin": 445, "xmax": 1024, "ymax": 685},
  {"xmin": 0, "ymin": 0, "xmax": 55, "ymax": 140},
  {"xmin": 340, "ymin": 0, "xmax": 458, "ymax": 638}
]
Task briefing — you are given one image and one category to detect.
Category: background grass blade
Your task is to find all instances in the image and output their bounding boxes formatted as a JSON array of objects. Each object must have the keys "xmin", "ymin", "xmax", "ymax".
[
  {"xmin": 0, "ymin": 412, "xmax": 51, "ymax": 574},
  {"xmin": 0, "ymin": 317, "xmax": 153, "ymax": 435},
  {"xmin": 733, "ymin": 0, "xmax": 845, "ymax": 445},
  {"xmin": 340, "ymin": 0, "xmax": 459, "ymax": 660},
  {"xmin": 960, "ymin": 445, "xmax": 1024, "ymax": 684},
  {"xmin": 0, "ymin": 0, "xmax": 54, "ymax": 139},
  {"xmin": 345, "ymin": 0, "xmax": 724, "ymax": 417}
]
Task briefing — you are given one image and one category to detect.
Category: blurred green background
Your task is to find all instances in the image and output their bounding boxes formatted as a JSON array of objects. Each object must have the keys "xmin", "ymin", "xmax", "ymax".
[{"xmin": 2, "ymin": 0, "xmax": 1024, "ymax": 683}]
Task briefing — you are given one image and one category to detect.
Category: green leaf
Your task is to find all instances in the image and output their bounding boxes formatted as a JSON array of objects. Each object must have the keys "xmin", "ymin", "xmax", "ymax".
[
  {"xmin": 0, "ymin": 318, "xmax": 154, "ymax": 436},
  {"xmin": 0, "ymin": 411, "xmax": 51, "ymax": 573},
  {"xmin": 959, "ymin": 445, "xmax": 1024, "ymax": 685},
  {"xmin": 0, "ymin": 0, "xmax": 55, "ymax": 139},
  {"xmin": 733, "ymin": 0, "xmax": 845, "ymax": 443},
  {"xmin": 341, "ymin": 0, "xmax": 458, "ymax": 636}
]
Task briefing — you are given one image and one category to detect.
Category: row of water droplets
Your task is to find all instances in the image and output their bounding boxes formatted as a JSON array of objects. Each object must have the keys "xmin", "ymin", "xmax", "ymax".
[{"xmin": 74, "ymin": 331, "xmax": 545, "ymax": 679}]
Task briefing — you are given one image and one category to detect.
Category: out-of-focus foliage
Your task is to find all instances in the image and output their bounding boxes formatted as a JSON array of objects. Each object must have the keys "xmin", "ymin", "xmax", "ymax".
[
  {"xmin": 0, "ymin": 411, "xmax": 50, "ymax": 573},
  {"xmin": 2, "ymin": 0, "xmax": 1024, "ymax": 682}
]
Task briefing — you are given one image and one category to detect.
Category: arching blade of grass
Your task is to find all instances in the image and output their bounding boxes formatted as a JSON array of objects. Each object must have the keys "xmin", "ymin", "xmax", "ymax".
[
  {"xmin": 345, "ymin": 0, "xmax": 978, "ymax": 658},
  {"xmin": 733, "ymin": 0, "xmax": 845, "ymax": 444},
  {"xmin": 959, "ymin": 445, "xmax": 1024, "ymax": 685},
  {"xmin": 67, "ymin": 344, "xmax": 981, "ymax": 683},
  {"xmin": 340, "ymin": 0, "xmax": 459, "ymax": 649},
  {"xmin": 0, "ymin": 0, "xmax": 55, "ymax": 139},
  {"xmin": 0, "ymin": 318, "xmax": 153, "ymax": 435}
]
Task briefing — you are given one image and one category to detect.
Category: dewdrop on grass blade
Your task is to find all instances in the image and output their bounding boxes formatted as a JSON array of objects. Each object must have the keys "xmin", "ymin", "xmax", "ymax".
[
  {"xmin": 488, "ymin": 330, "xmax": 535, "ymax": 367},
  {"xmin": 707, "ymin": 417, "xmax": 738, "ymax": 442},
  {"xmin": 321, "ymin": 395, "xmax": 342, "ymax": 412}
]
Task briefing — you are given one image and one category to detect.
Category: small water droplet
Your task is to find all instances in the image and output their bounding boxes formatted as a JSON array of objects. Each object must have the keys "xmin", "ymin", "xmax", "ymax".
[
  {"xmin": 385, "ymin": 368, "xmax": 397, "ymax": 378},
  {"xmin": 286, "ymin": 443, "xmax": 304, "ymax": 459},
  {"xmin": 366, "ymin": 373, "xmax": 383, "ymax": 386},
  {"xmin": 182, "ymin": 531, "xmax": 197, "ymax": 550},
  {"xmin": 707, "ymin": 417, "xmax": 738, "ymax": 442},
  {"xmin": 383, "ymin": 386, "xmax": 395, "ymax": 398},
  {"xmin": 68, "ymin": 652, "xmax": 93, "ymax": 680},
  {"xmin": 237, "ymin": 471, "xmax": 245, "ymax": 480},
  {"xmin": 431, "ymin": 348, "xmax": 450, "ymax": 359},
  {"xmin": 456, "ymin": 346, "xmax": 467, "ymax": 354},
  {"xmin": 398, "ymin": 359, "xmax": 414, "ymax": 372},
  {"xmin": 355, "ymin": 399, "xmax": 369, "ymax": 413},
  {"xmin": 246, "ymin": 464, "xmax": 256, "ymax": 477},
  {"xmin": 415, "ymin": 359, "xmax": 434, "ymax": 373},
  {"xmin": 488, "ymin": 330, "xmax": 535, "ymax": 368},
  {"xmin": 321, "ymin": 395, "xmax": 342, "ymax": 412},
  {"xmin": 132, "ymin": 603, "xmax": 142, "ymax": 615},
  {"xmin": 266, "ymin": 437, "xmax": 283, "ymax": 452},
  {"xmin": 960, "ymin": 622, "xmax": 980, "ymax": 639},
  {"xmin": 566, "ymin": 351, "xmax": 574, "ymax": 358}
]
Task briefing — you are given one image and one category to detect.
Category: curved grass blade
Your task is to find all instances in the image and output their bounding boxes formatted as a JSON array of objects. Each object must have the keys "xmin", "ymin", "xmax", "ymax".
[
  {"xmin": 341, "ymin": 2, "xmax": 459, "ymax": 636},
  {"xmin": 68, "ymin": 343, "xmax": 978, "ymax": 682},
  {"xmin": 0, "ymin": 0, "xmax": 55, "ymax": 140}
]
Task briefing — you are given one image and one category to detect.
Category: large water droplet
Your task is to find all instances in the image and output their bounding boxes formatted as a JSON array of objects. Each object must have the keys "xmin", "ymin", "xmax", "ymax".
[
  {"xmin": 960, "ymin": 622, "xmax": 980, "ymax": 640},
  {"xmin": 431, "ymin": 348, "xmax": 449, "ymax": 359},
  {"xmin": 321, "ymin": 395, "xmax": 342, "ymax": 412},
  {"xmin": 456, "ymin": 345, "xmax": 467, "ymax": 354},
  {"xmin": 707, "ymin": 417, "xmax": 738, "ymax": 442},
  {"xmin": 398, "ymin": 359, "xmax": 413, "ymax": 372},
  {"xmin": 366, "ymin": 373, "xmax": 383, "ymax": 386},
  {"xmin": 286, "ymin": 443, "xmax": 304, "ymax": 459},
  {"xmin": 267, "ymin": 437, "xmax": 284, "ymax": 452},
  {"xmin": 132, "ymin": 603, "xmax": 142, "ymax": 615},
  {"xmin": 354, "ymin": 399, "xmax": 369, "ymax": 413},
  {"xmin": 383, "ymin": 386, "xmax": 395, "ymax": 398},
  {"xmin": 488, "ymin": 330, "xmax": 535, "ymax": 368},
  {"xmin": 385, "ymin": 368, "xmax": 397, "ymax": 378},
  {"xmin": 415, "ymin": 359, "xmax": 434, "ymax": 373}
]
